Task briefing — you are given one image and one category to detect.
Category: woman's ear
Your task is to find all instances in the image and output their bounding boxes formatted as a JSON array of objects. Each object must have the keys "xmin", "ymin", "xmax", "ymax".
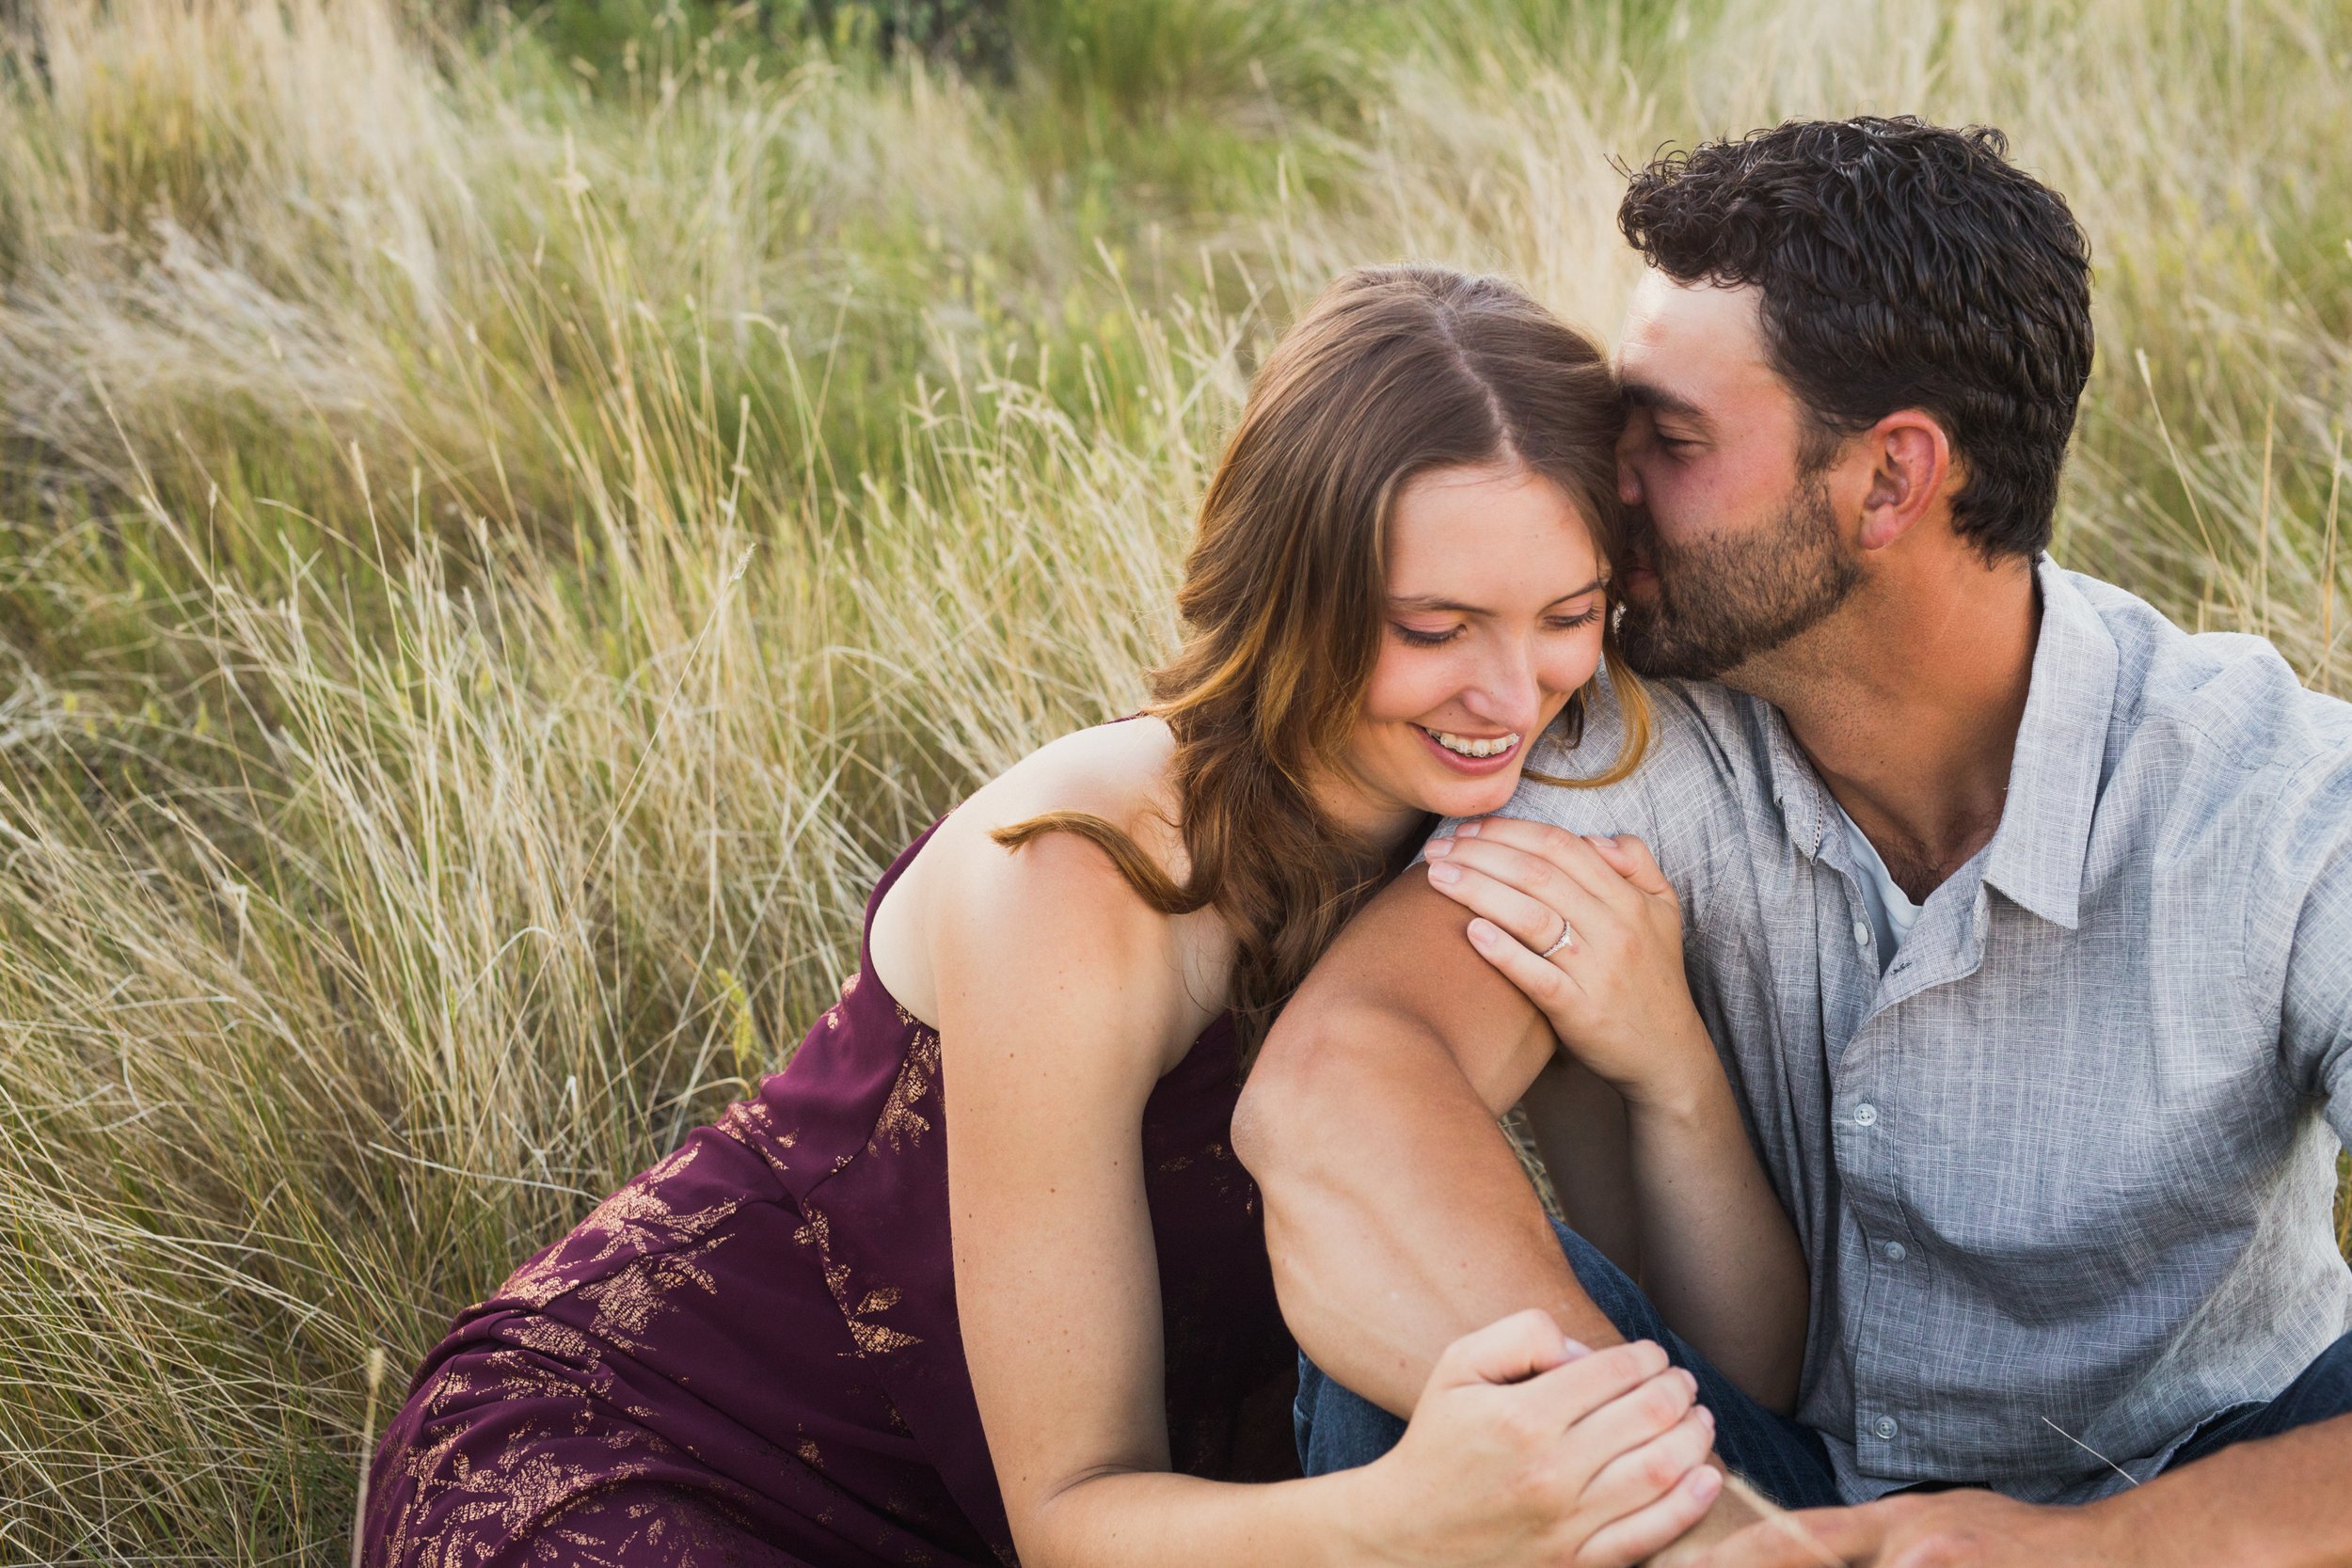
[{"xmin": 1857, "ymin": 411, "xmax": 1956, "ymax": 552}]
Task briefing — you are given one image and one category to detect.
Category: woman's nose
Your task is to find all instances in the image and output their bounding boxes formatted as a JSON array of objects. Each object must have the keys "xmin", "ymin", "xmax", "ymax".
[{"xmin": 1463, "ymin": 643, "xmax": 1543, "ymax": 732}]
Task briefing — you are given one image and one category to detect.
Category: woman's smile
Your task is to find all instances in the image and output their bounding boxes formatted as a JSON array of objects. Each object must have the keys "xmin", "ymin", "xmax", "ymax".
[{"xmin": 1416, "ymin": 724, "xmax": 1524, "ymax": 773}]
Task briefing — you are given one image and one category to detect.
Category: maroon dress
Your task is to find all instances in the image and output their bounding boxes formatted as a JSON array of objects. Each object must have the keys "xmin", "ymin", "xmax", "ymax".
[{"xmin": 364, "ymin": 822, "xmax": 1298, "ymax": 1567}]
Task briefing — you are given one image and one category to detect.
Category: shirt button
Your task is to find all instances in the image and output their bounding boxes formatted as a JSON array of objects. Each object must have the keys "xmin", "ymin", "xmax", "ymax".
[
  {"xmin": 1852, "ymin": 919, "xmax": 1871, "ymax": 948},
  {"xmin": 1874, "ymin": 1416, "xmax": 1899, "ymax": 1441},
  {"xmin": 1883, "ymin": 1241, "xmax": 1907, "ymax": 1262},
  {"xmin": 1853, "ymin": 1102, "xmax": 1879, "ymax": 1127}
]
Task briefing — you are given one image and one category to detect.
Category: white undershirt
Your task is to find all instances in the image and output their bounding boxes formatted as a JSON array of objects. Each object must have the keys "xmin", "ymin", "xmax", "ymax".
[{"xmin": 1836, "ymin": 800, "xmax": 1921, "ymax": 974}]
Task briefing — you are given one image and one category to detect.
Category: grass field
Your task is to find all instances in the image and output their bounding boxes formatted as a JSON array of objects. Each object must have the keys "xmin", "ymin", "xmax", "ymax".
[{"xmin": 0, "ymin": 0, "xmax": 2347, "ymax": 1558}]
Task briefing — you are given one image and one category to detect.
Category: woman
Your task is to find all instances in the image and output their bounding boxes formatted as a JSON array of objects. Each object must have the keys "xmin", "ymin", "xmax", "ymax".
[{"xmin": 365, "ymin": 265, "xmax": 1775, "ymax": 1567}]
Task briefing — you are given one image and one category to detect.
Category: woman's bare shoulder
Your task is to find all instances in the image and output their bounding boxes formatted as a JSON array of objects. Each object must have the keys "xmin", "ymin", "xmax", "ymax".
[
  {"xmin": 869, "ymin": 718, "xmax": 1206, "ymax": 1035},
  {"xmin": 966, "ymin": 717, "xmax": 1183, "ymax": 851}
]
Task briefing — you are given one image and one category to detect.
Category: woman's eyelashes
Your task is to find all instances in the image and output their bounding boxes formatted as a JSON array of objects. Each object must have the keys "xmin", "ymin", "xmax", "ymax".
[
  {"xmin": 1387, "ymin": 604, "xmax": 1602, "ymax": 647},
  {"xmin": 1391, "ymin": 622, "xmax": 1461, "ymax": 647}
]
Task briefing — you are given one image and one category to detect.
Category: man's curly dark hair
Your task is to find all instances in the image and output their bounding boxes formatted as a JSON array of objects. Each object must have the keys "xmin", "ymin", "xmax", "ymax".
[{"xmin": 1618, "ymin": 117, "xmax": 2094, "ymax": 560}]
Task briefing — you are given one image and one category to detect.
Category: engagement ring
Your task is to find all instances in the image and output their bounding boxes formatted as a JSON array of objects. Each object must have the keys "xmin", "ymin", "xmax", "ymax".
[{"xmin": 1539, "ymin": 919, "xmax": 1574, "ymax": 959}]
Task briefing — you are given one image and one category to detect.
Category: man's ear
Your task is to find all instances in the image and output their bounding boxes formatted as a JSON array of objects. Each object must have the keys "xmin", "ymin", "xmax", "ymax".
[{"xmin": 1857, "ymin": 411, "xmax": 1956, "ymax": 551}]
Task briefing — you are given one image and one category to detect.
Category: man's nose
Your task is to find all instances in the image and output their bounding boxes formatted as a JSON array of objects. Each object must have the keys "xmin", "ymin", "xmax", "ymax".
[{"xmin": 1615, "ymin": 434, "xmax": 1645, "ymax": 506}]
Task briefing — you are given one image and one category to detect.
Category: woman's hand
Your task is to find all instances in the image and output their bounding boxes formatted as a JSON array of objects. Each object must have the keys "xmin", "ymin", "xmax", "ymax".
[
  {"xmin": 1346, "ymin": 1308, "xmax": 1722, "ymax": 1568},
  {"xmin": 1422, "ymin": 818, "xmax": 1712, "ymax": 1114}
]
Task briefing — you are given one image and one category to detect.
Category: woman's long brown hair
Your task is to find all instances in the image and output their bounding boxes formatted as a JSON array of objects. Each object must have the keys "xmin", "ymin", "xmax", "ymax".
[{"xmin": 995, "ymin": 265, "xmax": 1651, "ymax": 1059}]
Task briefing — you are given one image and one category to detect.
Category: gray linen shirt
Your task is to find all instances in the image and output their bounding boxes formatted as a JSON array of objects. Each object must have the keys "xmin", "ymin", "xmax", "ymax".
[{"xmin": 1455, "ymin": 559, "xmax": 2352, "ymax": 1503}]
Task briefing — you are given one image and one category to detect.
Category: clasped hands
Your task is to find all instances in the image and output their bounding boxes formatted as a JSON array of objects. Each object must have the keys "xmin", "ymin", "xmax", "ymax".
[{"xmin": 1422, "ymin": 817, "xmax": 2127, "ymax": 1568}]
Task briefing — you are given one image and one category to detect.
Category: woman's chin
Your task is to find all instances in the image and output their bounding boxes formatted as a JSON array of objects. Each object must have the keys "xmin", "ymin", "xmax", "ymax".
[{"xmin": 1410, "ymin": 766, "xmax": 1524, "ymax": 823}]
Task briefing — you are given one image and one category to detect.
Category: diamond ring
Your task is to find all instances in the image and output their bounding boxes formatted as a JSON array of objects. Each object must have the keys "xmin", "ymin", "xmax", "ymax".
[{"xmin": 1538, "ymin": 918, "xmax": 1574, "ymax": 959}]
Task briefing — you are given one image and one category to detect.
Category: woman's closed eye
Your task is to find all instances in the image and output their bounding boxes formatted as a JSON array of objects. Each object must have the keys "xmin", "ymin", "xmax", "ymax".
[
  {"xmin": 1391, "ymin": 606, "xmax": 1599, "ymax": 646},
  {"xmin": 1391, "ymin": 622, "xmax": 1463, "ymax": 647}
]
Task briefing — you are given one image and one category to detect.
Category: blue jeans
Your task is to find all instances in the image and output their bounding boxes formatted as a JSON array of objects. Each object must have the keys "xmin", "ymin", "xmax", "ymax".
[{"xmin": 1294, "ymin": 1220, "xmax": 2352, "ymax": 1505}]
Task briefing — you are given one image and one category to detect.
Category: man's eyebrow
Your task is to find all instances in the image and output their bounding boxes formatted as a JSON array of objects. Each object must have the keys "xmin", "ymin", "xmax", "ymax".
[
  {"xmin": 1623, "ymin": 381, "xmax": 1707, "ymax": 422},
  {"xmin": 1390, "ymin": 578, "xmax": 1607, "ymax": 615}
]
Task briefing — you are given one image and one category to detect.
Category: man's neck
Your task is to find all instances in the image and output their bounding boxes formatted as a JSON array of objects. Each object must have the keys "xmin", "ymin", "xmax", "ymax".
[{"xmin": 1733, "ymin": 554, "xmax": 2042, "ymax": 903}]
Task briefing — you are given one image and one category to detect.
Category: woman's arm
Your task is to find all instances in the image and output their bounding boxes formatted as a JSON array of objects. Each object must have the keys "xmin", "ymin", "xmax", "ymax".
[
  {"xmin": 1424, "ymin": 819, "xmax": 1807, "ymax": 1413},
  {"xmin": 1611, "ymin": 1022, "xmax": 1805, "ymax": 1414},
  {"xmin": 925, "ymin": 822, "xmax": 1724, "ymax": 1568}
]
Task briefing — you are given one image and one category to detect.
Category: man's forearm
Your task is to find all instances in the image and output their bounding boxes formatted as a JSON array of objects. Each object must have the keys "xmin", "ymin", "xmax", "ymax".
[
  {"xmin": 1236, "ymin": 1004, "xmax": 1614, "ymax": 1414},
  {"xmin": 2106, "ymin": 1413, "xmax": 2352, "ymax": 1567},
  {"xmin": 1695, "ymin": 1417, "xmax": 2352, "ymax": 1567}
]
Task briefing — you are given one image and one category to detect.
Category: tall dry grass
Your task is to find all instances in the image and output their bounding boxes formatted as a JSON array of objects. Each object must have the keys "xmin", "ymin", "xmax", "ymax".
[{"xmin": 0, "ymin": 0, "xmax": 2344, "ymax": 1558}]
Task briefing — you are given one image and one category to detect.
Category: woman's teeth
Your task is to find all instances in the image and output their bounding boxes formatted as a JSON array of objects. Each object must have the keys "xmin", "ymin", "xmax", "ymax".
[{"xmin": 1424, "ymin": 727, "xmax": 1520, "ymax": 758}]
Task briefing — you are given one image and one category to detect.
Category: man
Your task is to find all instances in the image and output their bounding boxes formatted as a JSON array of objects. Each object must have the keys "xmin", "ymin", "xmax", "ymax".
[{"xmin": 1233, "ymin": 118, "xmax": 2352, "ymax": 1565}]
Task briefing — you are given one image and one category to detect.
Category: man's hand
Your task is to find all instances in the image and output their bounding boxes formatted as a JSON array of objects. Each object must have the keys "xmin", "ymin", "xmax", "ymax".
[{"xmin": 1691, "ymin": 1488, "xmax": 2118, "ymax": 1567}]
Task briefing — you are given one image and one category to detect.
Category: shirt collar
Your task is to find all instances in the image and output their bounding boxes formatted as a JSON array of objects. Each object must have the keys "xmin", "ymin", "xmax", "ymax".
[
  {"xmin": 1979, "ymin": 559, "xmax": 2116, "ymax": 930},
  {"xmin": 1761, "ymin": 556, "xmax": 2116, "ymax": 930},
  {"xmin": 1762, "ymin": 715, "xmax": 1830, "ymax": 859}
]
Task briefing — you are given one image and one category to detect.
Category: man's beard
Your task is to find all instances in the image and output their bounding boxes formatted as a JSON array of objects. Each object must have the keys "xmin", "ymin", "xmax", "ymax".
[{"xmin": 1614, "ymin": 473, "xmax": 1861, "ymax": 682}]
